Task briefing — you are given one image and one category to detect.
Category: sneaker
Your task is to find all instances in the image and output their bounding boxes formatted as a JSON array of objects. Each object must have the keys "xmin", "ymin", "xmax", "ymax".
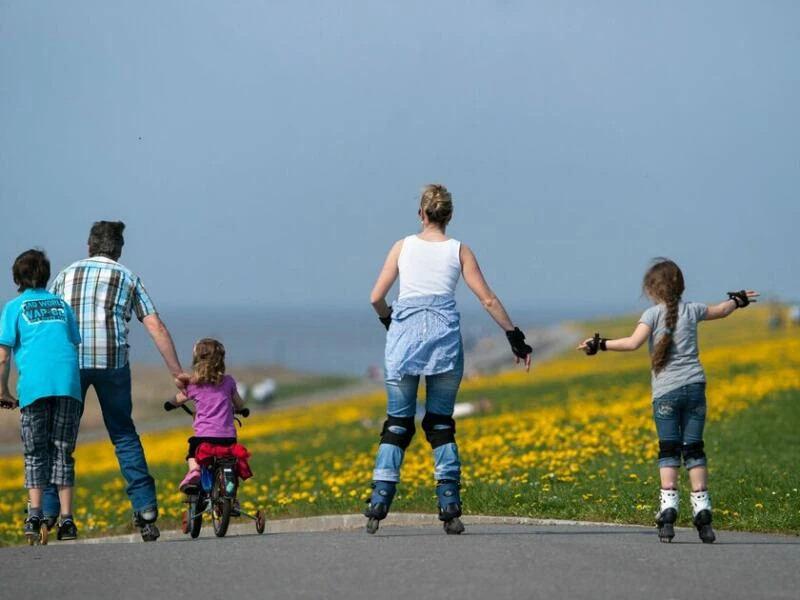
[
  {"xmin": 179, "ymin": 468, "xmax": 201, "ymax": 493},
  {"xmin": 140, "ymin": 522, "xmax": 160, "ymax": 542},
  {"xmin": 24, "ymin": 515, "xmax": 42, "ymax": 539},
  {"xmin": 57, "ymin": 519, "xmax": 78, "ymax": 541}
]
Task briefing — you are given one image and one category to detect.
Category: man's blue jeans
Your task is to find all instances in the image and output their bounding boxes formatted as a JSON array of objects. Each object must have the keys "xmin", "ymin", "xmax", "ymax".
[
  {"xmin": 43, "ymin": 365, "xmax": 157, "ymax": 517},
  {"xmin": 372, "ymin": 351, "xmax": 463, "ymax": 483}
]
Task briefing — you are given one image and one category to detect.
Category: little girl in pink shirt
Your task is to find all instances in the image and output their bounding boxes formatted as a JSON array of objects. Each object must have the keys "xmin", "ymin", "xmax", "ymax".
[{"xmin": 168, "ymin": 338, "xmax": 246, "ymax": 492}]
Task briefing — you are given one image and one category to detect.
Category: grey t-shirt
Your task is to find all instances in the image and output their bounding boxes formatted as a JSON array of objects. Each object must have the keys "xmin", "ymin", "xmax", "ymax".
[{"xmin": 639, "ymin": 301, "xmax": 708, "ymax": 399}]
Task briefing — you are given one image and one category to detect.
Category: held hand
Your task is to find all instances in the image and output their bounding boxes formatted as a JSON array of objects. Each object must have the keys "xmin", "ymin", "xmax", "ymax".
[{"xmin": 174, "ymin": 372, "xmax": 192, "ymax": 390}]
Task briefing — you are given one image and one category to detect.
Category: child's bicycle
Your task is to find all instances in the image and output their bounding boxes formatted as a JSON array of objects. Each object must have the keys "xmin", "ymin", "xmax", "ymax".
[{"xmin": 164, "ymin": 401, "xmax": 266, "ymax": 538}]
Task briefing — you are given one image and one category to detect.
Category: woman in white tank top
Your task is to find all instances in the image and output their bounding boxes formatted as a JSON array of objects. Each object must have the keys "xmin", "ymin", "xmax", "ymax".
[{"xmin": 363, "ymin": 183, "xmax": 533, "ymax": 536}]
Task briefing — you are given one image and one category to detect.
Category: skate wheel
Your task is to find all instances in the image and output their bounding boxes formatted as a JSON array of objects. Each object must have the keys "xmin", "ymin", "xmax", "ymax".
[
  {"xmin": 181, "ymin": 511, "xmax": 190, "ymax": 534},
  {"xmin": 27, "ymin": 536, "xmax": 35, "ymax": 546},
  {"xmin": 443, "ymin": 517, "xmax": 465, "ymax": 535},
  {"xmin": 365, "ymin": 518, "xmax": 380, "ymax": 535},
  {"xmin": 255, "ymin": 510, "xmax": 265, "ymax": 534},
  {"xmin": 40, "ymin": 527, "xmax": 48, "ymax": 545}
]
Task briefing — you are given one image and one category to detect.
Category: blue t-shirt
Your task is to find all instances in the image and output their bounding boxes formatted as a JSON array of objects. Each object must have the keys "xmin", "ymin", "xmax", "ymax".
[{"xmin": 0, "ymin": 289, "xmax": 82, "ymax": 408}]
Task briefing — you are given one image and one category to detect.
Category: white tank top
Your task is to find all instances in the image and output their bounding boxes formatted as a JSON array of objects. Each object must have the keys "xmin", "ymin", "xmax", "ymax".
[{"xmin": 397, "ymin": 235, "xmax": 462, "ymax": 300}]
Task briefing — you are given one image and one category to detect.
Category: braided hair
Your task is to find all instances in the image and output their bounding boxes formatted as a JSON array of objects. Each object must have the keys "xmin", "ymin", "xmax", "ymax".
[
  {"xmin": 192, "ymin": 338, "xmax": 226, "ymax": 386},
  {"xmin": 642, "ymin": 259, "xmax": 685, "ymax": 374}
]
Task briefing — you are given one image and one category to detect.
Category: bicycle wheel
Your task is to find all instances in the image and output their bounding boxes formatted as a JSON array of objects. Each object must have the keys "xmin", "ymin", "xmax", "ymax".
[
  {"xmin": 255, "ymin": 510, "xmax": 265, "ymax": 534},
  {"xmin": 189, "ymin": 494, "xmax": 203, "ymax": 539},
  {"xmin": 211, "ymin": 468, "xmax": 232, "ymax": 537}
]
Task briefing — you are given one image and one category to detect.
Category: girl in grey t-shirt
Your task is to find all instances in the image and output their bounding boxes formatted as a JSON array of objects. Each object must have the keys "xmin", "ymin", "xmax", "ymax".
[{"xmin": 577, "ymin": 258, "xmax": 758, "ymax": 544}]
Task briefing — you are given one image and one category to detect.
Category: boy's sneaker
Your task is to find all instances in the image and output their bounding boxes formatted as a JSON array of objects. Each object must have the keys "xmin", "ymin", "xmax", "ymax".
[
  {"xmin": 179, "ymin": 468, "xmax": 201, "ymax": 493},
  {"xmin": 24, "ymin": 515, "xmax": 42, "ymax": 540},
  {"xmin": 57, "ymin": 519, "xmax": 78, "ymax": 541}
]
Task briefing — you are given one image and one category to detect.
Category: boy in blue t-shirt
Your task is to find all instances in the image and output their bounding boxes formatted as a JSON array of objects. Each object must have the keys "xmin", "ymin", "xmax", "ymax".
[{"xmin": 0, "ymin": 249, "xmax": 83, "ymax": 543}]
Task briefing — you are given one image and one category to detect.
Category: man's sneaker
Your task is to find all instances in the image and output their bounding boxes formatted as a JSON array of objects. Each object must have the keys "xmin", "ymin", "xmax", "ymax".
[
  {"xmin": 57, "ymin": 519, "xmax": 78, "ymax": 541},
  {"xmin": 24, "ymin": 515, "xmax": 42, "ymax": 540},
  {"xmin": 140, "ymin": 522, "xmax": 160, "ymax": 542}
]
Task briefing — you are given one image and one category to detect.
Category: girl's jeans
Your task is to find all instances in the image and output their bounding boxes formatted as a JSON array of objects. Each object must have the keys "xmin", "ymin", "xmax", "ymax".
[
  {"xmin": 652, "ymin": 382, "xmax": 707, "ymax": 469},
  {"xmin": 372, "ymin": 352, "xmax": 463, "ymax": 483}
]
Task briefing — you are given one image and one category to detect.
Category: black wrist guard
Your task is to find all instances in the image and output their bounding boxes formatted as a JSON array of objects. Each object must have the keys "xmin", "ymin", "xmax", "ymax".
[
  {"xmin": 379, "ymin": 309, "xmax": 392, "ymax": 331},
  {"xmin": 727, "ymin": 290, "xmax": 750, "ymax": 309},
  {"xmin": 584, "ymin": 333, "xmax": 608, "ymax": 356},
  {"xmin": 505, "ymin": 327, "xmax": 532, "ymax": 360}
]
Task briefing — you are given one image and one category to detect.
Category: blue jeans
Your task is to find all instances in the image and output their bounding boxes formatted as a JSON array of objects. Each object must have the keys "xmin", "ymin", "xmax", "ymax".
[
  {"xmin": 43, "ymin": 365, "xmax": 157, "ymax": 517},
  {"xmin": 372, "ymin": 350, "xmax": 463, "ymax": 483},
  {"xmin": 652, "ymin": 382, "xmax": 707, "ymax": 469}
]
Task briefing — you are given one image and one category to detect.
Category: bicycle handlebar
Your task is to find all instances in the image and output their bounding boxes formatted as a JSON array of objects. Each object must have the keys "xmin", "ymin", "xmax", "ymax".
[{"xmin": 164, "ymin": 400, "xmax": 249, "ymax": 418}]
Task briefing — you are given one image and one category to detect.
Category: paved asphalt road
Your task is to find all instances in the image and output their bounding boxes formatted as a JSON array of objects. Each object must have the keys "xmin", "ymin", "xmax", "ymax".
[{"xmin": 1, "ymin": 517, "xmax": 797, "ymax": 600}]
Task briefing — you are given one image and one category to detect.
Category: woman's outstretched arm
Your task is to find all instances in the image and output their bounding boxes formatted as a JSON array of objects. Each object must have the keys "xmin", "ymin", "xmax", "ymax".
[{"xmin": 461, "ymin": 243, "xmax": 514, "ymax": 330}]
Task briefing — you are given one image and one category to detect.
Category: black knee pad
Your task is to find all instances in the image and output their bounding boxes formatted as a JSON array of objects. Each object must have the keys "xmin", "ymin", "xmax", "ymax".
[
  {"xmin": 380, "ymin": 416, "xmax": 416, "ymax": 450},
  {"xmin": 682, "ymin": 441, "xmax": 706, "ymax": 462},
  {"xmin": 421, "ymin": 412, "xmax": 456, "ymax": 449},
  {"xmin": 658, "ymin": 440, "xmax": 682, "ymax": 461}
]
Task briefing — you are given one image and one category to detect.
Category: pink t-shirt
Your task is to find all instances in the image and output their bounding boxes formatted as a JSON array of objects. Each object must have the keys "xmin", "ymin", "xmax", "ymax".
[{"xmin": 187, "ymin": 374, "xmax": 238, "ymax": 438}]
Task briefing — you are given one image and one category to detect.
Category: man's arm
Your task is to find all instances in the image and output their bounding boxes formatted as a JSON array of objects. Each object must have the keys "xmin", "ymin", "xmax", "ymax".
[{"xmin": 141, "ymin": 314, "xmax": 189, "ymax": 384}]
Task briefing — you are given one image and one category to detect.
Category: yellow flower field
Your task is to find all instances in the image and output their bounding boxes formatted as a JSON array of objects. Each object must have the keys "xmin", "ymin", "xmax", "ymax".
[{"xmin": 0, "ymin": 308, "xmax": 797, "ymax": 544}]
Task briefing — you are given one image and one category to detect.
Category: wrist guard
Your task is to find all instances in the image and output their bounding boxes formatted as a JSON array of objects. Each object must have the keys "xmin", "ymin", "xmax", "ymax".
[
  {"xmin": 584, "ymin": 333, "xmax": 608, "ymax": 356},
  {"xmin": 379, "ymin": 309, "xmax": 393, "ymax": 331},
  {"xmin": 727, "ymin": 290, "xmax": 750, "ymax": 309},
  {"xmin": 505, "ymin": 327, "xmax": 533, "ymax": 360}
]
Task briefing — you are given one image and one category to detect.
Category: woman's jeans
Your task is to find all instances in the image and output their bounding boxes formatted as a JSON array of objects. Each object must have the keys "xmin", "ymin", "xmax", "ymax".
[
  {"xmin": 372, "ymin": 352, "xmax": 463, "ymax": 483},
  {"xmin": 43, "ymin": 365, "xmax": 157, "ymax": 517},
  {"xmin": 652, "ymin": 382, "xmax": 707, "ymax": 469}
]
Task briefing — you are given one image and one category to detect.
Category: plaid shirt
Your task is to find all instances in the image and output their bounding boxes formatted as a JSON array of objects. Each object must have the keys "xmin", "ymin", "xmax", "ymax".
[{"xmin": 49, "ymin": 256, "xmax": 158, "ymax": 369}]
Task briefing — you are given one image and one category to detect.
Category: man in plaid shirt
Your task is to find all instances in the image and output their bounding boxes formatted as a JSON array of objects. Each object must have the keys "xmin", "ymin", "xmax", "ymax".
[{"xmin": 44, "ymin": 221, "xmax": 188, "ymax": 541}]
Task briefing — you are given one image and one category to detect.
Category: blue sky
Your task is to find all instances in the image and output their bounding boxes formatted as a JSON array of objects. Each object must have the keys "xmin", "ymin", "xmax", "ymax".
[{"xmin": 1, "ymin": 1, "xmax": 798, "ymax": 313}]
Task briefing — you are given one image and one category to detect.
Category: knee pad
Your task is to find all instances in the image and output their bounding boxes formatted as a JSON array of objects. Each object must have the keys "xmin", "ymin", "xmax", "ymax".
[
  {"xmin": 133, "ymin": 507, "xmax": 159, "ymax": 526},
  {"xmin": 422, "ymin": 412, "xmax": 456, "ymax": 449},
  {"xmin": 658, "ymin": 440, "xmax": 682, "ymax": 461},
  {"xmin": 682, "ymin": 441, "xmax": 706, "ymax": 462},
  {"xmin": 380, "ymin": 416, "xmax": 416, "ymax": 450}
]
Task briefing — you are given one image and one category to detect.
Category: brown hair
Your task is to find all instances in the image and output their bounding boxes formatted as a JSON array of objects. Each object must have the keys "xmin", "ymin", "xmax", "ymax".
[
  {"xmin": 642, "ymin": 258, "xmax": 685, "ymax": 374},
  {"xmin": 419, "ymin": 184, "xmax": 453, "ymax": 227},
  {"xmin": 12, "ymin": 249, "xmax": 51, "ymax": 292},
  {"xmin": 192, "ymin": 338, "xmax": 226, "ymax": 386},
  {"xmin": 88, "ymin": 221, "xmax": 125, "ymax": 260}
]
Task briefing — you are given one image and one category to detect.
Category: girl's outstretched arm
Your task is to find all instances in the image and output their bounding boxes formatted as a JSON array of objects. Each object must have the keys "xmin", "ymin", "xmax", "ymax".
[
  {"xmin": 706, "ymin": 290, "xmax": 759, "ymax": 320},
  {"xmin": 578, "ymin": 323, "xmax": 651, "ymax": 353}
]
